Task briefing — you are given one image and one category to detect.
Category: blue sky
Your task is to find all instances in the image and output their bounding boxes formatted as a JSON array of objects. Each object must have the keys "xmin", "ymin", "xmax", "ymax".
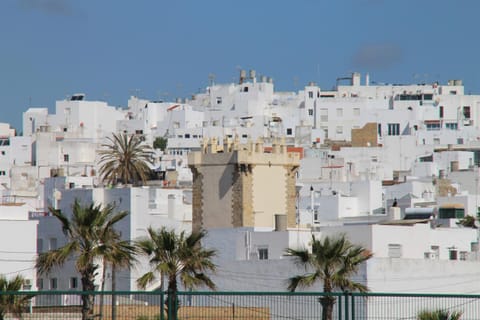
[{"xmin": 1, "ymin": 0, "xmax": 480, "ymax": 131}]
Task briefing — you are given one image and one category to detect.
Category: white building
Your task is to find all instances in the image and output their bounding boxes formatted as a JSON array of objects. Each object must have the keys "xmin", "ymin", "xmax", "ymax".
[
  {"xmin": 0, "ymin": 202, "xmax": 39, "ymax": 291},
  {"xmin": 37, "ymin": 179, "xmax": 192, "ymax": 292}
]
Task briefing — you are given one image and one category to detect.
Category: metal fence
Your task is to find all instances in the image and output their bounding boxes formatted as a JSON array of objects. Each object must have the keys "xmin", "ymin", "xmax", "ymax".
[{"xmin": 0, "ymin": 290, "xmax": 479, "ymax": 319}]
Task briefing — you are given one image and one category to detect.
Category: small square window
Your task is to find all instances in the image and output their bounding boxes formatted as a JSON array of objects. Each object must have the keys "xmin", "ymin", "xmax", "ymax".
[
  {"xmin": 286, "ymin": 128, "xmax": 293, "ymax": 135},
  {"xmin": 258, "ymin": 248, "xmax": 268, "ymax": 260},
  {"xmin": 308, "ymin": 109, "xmax": 313, "ymax": 116},
  {"xmin": 70, "ymin": 277, "xmax": 78, "ymax": 289},
  {"xmin": 1, "ymin": 151, "xmax": 5, "ymax": 155},
  {"xmin": 388, "ymin": 244, "xmax": 402, "ymax": 258},
  {"xmin": 49, "ymin": 238, "xmax": 57, "ymax": 250},
  {"xmin": 64, "ymin": 154, "xmax": 69, "ymax": 162},
  {"xmin": 37, "ymin": 278, "xmax": 43, "ymax": 290},
  {"xmin": 50, "ymin": 278, "xmax": 57, "ymax": 289}
]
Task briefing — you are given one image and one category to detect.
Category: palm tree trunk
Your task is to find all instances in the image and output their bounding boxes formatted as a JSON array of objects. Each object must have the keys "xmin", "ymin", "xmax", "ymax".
[
  {"xmin": 111, "ymin": 267, "xmax": 117, "ymax": 320},
  {"xmin": 81, "ymin": 274, "xmax": 95, "ymax": 320},
  {"xmin": 320, "ymin": 280, "xmax": 335, "ymax": 320},
  {"xmin": 319, "ymin": 296, "xmax": 335, "ymax": 320},
  {"xmin": 167, "ymin": 277, "xmax": 178, "ymax": 320}
]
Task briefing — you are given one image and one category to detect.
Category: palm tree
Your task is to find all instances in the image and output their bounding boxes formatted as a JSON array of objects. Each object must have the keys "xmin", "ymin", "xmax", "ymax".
[
  {"xmin": 36, "ymin": 200, "xmax": 133, "ymax": 320},
  {"xmin": 98, "ymin": 221, "xmax": 137, "ymax": 320},
  {"xmin": 285, "ymin": 234, "xmax": 372, "ymax": 320},
  {"xmin": 98, "ymin": 132, "xmax": 154, "ymax": 186},
  {"xmin": 136, "ymin": 227, "xmax": 216, "ymax": 320},
  {"xmin": 0, "ymin": 275, "xmax": 33, "ymax": 320},
  {"xmin": 417, "ymin": 309, "xmax": 462, "ymax": 320}
]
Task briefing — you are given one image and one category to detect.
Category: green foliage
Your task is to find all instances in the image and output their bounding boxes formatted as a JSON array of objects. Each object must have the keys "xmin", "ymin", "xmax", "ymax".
[
  {"xmin": 285, "ymin": 234, "xmax": 372, "ymax": 320},
  {"xmin": 0, "ymin": 274, "xmax": 33, "ymax": 320},
  {"xmin": 98, "ymin": 132, "xmax": 154, "ymax": 186},
  {"xmin": 136, "ymin": 227, "xmax": 216, "ymax": 320},
  {"xmin": 457, "ymin": 215, "xmax": 477, "ymax": 228},
  {"xmin": 417, "ymin": 309, "xmax": 462, "ymax": 320},
  {"xmin": 153, "ymin": 137, "xmax": 168, "ymax": 151}
]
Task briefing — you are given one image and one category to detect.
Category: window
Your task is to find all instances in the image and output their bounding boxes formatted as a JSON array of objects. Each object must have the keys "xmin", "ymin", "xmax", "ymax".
[
  {"xmin": 49, "ymin": 238, "xmax": 57, "ymax": 250},
  {"xmin": 446, "ymin": 123, "xmax": 458, "ymax": 130},
  {"xmin": 241, "ymin": 134, "xmax": 248, "ymax": 138},
  {"xmin": 423, "ymin": 94, "xmax": 433, "ymax": 101},
  {"xmin": 308, "ymin": 109, "xmax": 313, "ymax": 116},
  {"xmin": 388, "ymin": 244, "xmax": 402, "ymax": 258},
  {"xmin": 439, "ymin": 106, "xmax": 444, "ymax": 118},
  {"xmin": 459, "ymin": 251, "xmax": 468, "ymax": 261},
  {"xmin": 353, "ymin": 108, "xmax": 360, "ymax": 116},
  {"xmin": 135, "ymin": 129, "xmax": 143, "ymax": 135},
  {"xmin": 377, "ymin": 124, "xmax": 382, "ymax": 137},
  {"xmin": 439, "ymin": 207, "xmax": 464, "ymax": 219},
  {"xmin": 70, "ymin": 277, "xmax": 78, "ymax": 289},
  {"xmin": 336, "ymin": 126, "xmax": 343, "ymax": 134},
  {"xmin": 64, "ymin": 154, "xmax": 69, "ymax": 162},
  {"xmin": 184, "ymin": 134, "xmax": 190, "ymax": 138},
  {"xmin": 0, "ymin": 151, "xmax": 5, "ymax": 155},
  {"xmin": 387, "ymin": 123, "xmax": 400, "ymax": 136},
  {"xmin": 37, "ymin": 278, "xmax": 43, "ymax": 290},
  {"xmin": 243, "ymin": 86, "xmax": 249, "ymax": 92},
  {"xmin": 0, "ymin": 171, "xmax": 5, "ymax": 176},
  {"xmin": 320, "ymin": 109, "xmax": 328, "ymax": 122},
  {"xmin": 463, "ymin": 106, "xmax": 471, "ymax": 119},
  {"xmin": 50, "ymin": 278, "xmax": 58, "ymax": 289},
  {"xmin": 216, "ymin": 97, "xmax": 222, "ymax": 105},
  {"xmin": 258, "ymin": 247, "xmax": 269, "ymax": 260},
  {"xmin": 426, "ymin": 123, "xmax": 441, "ymax": 131},
  {"xmin": 308, "ymin": 91, "xmax": 313, "ymax": 99},
  {"xmin": 286, "ymin": 128, "xmax": 292, "ymax": 135},
  {"xmin": 336, "ymin": 108, "xmax": 343, "ymax": 117},
  {"xmin": 449, "ymin": 249, "xmax": 458, "ymax": 260}
]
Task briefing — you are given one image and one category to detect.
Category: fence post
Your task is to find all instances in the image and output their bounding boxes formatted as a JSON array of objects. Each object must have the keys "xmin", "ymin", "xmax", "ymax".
[
  {"xmin": 344, "ymin": 292, "xmax": 349, "ymax": 320},
  {"xmin": 338, "ymin": 295, "xmax": 342, "ymax": 320},
  {"xmin": 351, "ymin": 294, "xmax": 355, "ymax": 320}
]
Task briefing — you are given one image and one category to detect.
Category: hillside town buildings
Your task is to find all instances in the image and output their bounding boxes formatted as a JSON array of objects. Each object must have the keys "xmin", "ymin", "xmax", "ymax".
[{"xmin": 0, "ymin": 70, "xmax": 480, "ymax": 298}]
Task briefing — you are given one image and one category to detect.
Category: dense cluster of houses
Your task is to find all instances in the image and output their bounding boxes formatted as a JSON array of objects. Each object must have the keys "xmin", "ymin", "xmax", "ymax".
[{"xmin": 1, "ymin": 70, "xmax": 480, "ymax": 298}]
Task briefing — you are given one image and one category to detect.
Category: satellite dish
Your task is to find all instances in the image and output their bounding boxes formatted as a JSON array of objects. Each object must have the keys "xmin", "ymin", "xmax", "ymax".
[{"xmin": 474, "ymin": 220, "xmax": 480, "ymax": 229}]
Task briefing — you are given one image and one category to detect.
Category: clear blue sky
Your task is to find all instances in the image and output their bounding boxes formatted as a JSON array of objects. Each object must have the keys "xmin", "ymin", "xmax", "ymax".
[{"xmin": 1, "ymin": 0, "xmax": 480, "ymax": 131}]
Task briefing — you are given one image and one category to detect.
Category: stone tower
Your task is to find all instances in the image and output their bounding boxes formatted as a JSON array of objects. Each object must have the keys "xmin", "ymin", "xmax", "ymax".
[{"xmin": 188, "ymin": 137, "xmax": 300, "ymax": 232}]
